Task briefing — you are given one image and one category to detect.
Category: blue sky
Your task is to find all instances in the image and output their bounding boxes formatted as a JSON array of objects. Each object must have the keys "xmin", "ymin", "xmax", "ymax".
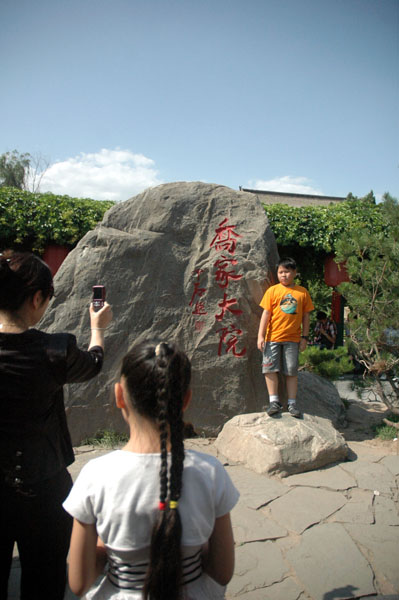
[{"xmin": 1, "ymin": 0, "xmax": 398, "ymax": 201}]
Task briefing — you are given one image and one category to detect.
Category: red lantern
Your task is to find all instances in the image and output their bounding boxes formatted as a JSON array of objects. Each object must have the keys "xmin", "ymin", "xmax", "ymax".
[{"xmin": 324, "ymin": 255, "xmax": 350, "ymax": 287}]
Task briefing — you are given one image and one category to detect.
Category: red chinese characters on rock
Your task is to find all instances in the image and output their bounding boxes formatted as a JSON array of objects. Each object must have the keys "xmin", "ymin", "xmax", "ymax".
[
  {"xmin": 215, "ymin": 293, "xmax": 243, "ymax": 321},
  {"xmin": 194, "ymin": 320, "xmax": 205, "ymax": 332},
  {"xmin": 214, "ymin": 255, "xmax": 242, "ymax": 289},
  {"xmin": 189, "ymin": 269, "xmax": 208, "ymax": 316},
  {"xmin": 212, "ymin": 218, "xmax": 246, "ymax": 357},
  {"xmin": 216, "ymin": 324, "xmax": 246, "ymax": 357},
  {"xmin": 188, "ymin": 218, "xmax": 247, "ymax": 357},
  {"xmin": 210, "ymin": 218, "xmax": 241, "ymax": 255}
]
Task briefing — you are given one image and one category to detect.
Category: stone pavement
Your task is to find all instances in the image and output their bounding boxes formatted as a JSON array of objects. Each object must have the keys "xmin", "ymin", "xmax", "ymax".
[{"xmin": 8, "ymin": 438, "xmax": 399, "ymax": 600}]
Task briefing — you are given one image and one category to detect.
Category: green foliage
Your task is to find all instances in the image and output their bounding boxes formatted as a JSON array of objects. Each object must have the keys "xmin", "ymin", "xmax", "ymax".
[
  {"xmin": 0, "ymin": 187, "xmax": 114, "ymax": 252},
  {"xmin": 299, "ymin": 345, "xmax": 354, "ymax": 380},
  {"xmin": 305, "ymin": 277, "xmax": 332, "ymax": 321},
  {"xmin": 335, "ymin": 194, "xmax": 399, "ymax": 411},
  {"xmin": 81, "ymin": 429, "xmax": 129, "ymax": 447},
  {"xmin": 263, "ymin": 192, "xmax": 383, "ymax": 253},
  {"xmin": 373, "ymin": 414, "xmax": 399, "ymax": 441},
  {"xmin": 0, "ymin": 150, "xmax": 31, "ymax": 189}
]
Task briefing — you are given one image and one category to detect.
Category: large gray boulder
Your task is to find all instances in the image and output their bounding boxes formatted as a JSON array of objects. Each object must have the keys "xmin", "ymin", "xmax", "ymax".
[
  {"xmin": 215, "ymin": 412, "xmax": 349, "ymax": 477},
  {"xmin": 297, "ymin": 371, "xmax": 347, "ymax": 427},
  {"xmin": 41, "ymin": 182, "xmax": 279, "ymax": 443}
]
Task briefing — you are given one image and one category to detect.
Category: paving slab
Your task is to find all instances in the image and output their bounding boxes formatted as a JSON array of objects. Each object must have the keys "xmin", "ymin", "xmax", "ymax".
[
  {"xmin": 232, "ymin": 503, "xmax": 287, "ymax": 544},
  {"xmin": 8, "ymin": 559, "xmax": 23, "ymax": 600},
  {"xmin": 373, "ymin": 494, "xmax": 399, "ymax": 526},
  {"xmin": 228, "ymin": 541, "xmax": 288, "ymax": 596},
  {"xmin": 328, "ymin": 489, "xmax": 374, "ymax": 525},
  {"xmin": 381, "ymin": 454, "xmax": 399, "ymax": 477},
  {"xmin": 345, "ymin": 523, "xmax": 399, "ymax": 592},
  {"xmin": 347, "ymin": 440, "xmax": 397, "ymax": 462},
  {"xmin": 227, "ymin": 464, "xmax": 289, "ymax": 509},
  {"xmin": 286, "ymin": 522, "xmax": 375, "ymax": 600},
  {"xmin": 227, "ymin": 576, "xmax": 305, "ymax": 600},
  {"xmin": 261, "ymin": 577, "xmax": 306, "ymax": 600},
  {"xmin": 340, "ymin": 459, "xmax": 396, "ymax": 494},
  {"xmin": 264, "ymin": 487, "xmax": 347, "ymax": 534},
  {"xmin": 284, "ymin": 463, "xmax": 356, "ymax": 491}
]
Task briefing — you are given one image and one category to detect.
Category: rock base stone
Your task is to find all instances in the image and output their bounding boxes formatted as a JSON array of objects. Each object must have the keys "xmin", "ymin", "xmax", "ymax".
[{"xmin": 215, "ymin": 412, "xmax": 348, "ymax": 477}]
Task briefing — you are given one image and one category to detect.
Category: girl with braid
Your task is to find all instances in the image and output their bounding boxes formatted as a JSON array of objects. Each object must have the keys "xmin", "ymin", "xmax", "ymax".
[{"xmin": 63, "ymin": 340, "xmax": 239, "ymax": 599}]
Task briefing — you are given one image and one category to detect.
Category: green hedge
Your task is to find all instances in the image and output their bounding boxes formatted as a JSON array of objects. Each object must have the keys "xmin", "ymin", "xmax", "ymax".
[
  {"xmin": 0, "ymin": 186, "xmax": 388, "ymax": 263},
  {"xmin": 263, "ymin": 192, "xmax": 385, "ymax": 253},
  {"xmin": 0, "ymin": 187, "xmax": 115, "ymax": 253}
]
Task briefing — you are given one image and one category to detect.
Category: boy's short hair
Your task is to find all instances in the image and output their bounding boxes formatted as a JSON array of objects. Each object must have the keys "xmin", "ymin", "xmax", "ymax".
[
  {"xmin": 277, "ymin": 257, "xmax": 297, "ymax": 271},
  {"xmin": 316, "ymin": 311, "xmax": 327, "ymax": 320}
]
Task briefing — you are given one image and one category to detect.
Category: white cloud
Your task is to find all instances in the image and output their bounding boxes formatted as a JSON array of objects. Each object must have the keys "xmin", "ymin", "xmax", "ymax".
[
  {"xmin": 247, "ymin": 176, "xmax": 323, "ymax": 196},
  {"xmin": 38, "ymin": 148, "xmax": 163, "ymax": 201}
]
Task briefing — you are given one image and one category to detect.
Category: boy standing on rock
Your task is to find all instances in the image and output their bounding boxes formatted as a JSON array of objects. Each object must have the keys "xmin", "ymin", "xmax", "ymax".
[{"xmin": 257, "ymin": 257, "xmax": 314, "ymax": 418}]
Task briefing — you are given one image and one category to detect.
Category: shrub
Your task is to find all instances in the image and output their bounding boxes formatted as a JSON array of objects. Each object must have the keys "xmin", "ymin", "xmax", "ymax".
[
  {"xmin": 81, "ymin": 430, "xmax": 129, "ymax": 447},
  {"xmin": 373, "ymin": 414, "xmax": 399, "ymax": 441},
  {"xmin": 299, "ymin": 345, "xmax": 354, "ymax": 380},
  {"xmin": 0, "ymin": 186, "xmax": 114, "ymax": 253}
]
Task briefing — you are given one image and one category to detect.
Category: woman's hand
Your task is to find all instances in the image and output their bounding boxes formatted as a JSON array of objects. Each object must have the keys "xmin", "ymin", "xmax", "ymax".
[
  {"xmin": 89, "ymin": 302, "xmax": 113, "ymax": 350},
  {"xmin": 90, "ymin": 302, "xmax": 112, "ymax": 330}
]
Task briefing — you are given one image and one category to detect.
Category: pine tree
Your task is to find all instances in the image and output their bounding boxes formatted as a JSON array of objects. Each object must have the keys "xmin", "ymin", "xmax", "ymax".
[{"xmin": 336, "ymin": 193, "xmax": 399, "ymax": 415}]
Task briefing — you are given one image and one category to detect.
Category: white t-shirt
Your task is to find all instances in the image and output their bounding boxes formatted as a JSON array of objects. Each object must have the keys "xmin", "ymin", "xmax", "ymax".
[{"xmin": 63, "ymin": 449, "xmax": 239, "ymax": 600}]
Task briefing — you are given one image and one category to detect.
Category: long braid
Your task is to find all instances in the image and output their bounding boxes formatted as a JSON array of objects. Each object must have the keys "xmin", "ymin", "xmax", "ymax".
[
  {"xmin": 143, "ymin": 342, "xmax": 186, "ymax": 600},
  {"xmin": 155, "ymin": 348, "xmax": 169, "ymax": 507},
  {"xmin": 168, "ymin": 353, "xmax": 185, "ymax": 505}
]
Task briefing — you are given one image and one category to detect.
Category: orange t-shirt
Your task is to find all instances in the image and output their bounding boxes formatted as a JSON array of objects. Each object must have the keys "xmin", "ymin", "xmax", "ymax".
[{"xmin": 260, "ymin": 283, "xmax": 314, "ymax": 343}]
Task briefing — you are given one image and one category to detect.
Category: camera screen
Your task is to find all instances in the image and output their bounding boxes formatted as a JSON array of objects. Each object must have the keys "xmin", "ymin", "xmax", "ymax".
[{"xmin": 93, "ymin": 286, "xmax": 105, "ymax": 300}]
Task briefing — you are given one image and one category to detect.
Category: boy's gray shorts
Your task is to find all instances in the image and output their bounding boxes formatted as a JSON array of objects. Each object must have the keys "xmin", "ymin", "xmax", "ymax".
[{"xmin": 262, "ymin": 342, "xmax": 299, "ymax": 376}]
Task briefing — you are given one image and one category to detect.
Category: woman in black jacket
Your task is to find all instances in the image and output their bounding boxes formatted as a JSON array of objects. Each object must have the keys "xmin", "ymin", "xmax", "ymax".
[{"xmin": 0, "ymin": 251, "xmax": 112, "ymax": 600}]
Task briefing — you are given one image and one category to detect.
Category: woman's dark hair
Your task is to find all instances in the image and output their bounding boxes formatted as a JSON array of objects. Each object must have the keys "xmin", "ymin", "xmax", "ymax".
[
  {"xmin": 120, "ymin": 340, "xmax": 191, "ymax": 600},
  {"xmin": 316, "ymin": 311, "xmax": 327, "ymax": 320},
  {"xmin": 0, "ymin": 251, "xmax": 54, "ymax": 311},
  {"xmin": 277, "ymin": 257, "xmax": 297, "ymax": 271}
]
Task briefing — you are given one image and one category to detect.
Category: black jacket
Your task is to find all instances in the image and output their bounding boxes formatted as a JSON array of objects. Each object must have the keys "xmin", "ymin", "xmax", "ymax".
[{"xmin": 0, "ymin": 329, "xmax": 103, "ymax": 488}]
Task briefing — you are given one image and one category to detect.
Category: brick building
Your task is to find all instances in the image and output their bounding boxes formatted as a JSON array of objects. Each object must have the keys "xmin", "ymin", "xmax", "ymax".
[{"xmin": 239, "ymin": 187, "xmax": 345, "ymax": 207}]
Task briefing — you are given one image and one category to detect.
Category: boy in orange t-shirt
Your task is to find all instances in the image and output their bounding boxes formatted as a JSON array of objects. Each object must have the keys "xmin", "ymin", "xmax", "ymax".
[{"xmin": 257, "ymin": 257, "xmax": 314, "ymax": 417}]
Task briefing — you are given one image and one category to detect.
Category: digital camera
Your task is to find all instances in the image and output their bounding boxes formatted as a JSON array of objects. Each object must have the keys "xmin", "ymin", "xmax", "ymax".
[{"xmin": 92, "ymin": 285, "xmax": 106, "ymax": 311}]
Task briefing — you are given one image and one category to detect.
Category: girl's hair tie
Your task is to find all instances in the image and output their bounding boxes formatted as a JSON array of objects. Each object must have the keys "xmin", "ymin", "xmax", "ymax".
[
  {"xmin": 169, "ymin": 500, "xmax": 178, "ymax": 510},
  {"xmin": 155, "ymin": 341, "xmax": 171, "ymax": 357},
  {"xmin": 155, "ymin": 342, "xmax": 167, "ymax": 356},
  {"xmin": 158, "ymin": 501, "xmax": 167, "ymax": 511}
]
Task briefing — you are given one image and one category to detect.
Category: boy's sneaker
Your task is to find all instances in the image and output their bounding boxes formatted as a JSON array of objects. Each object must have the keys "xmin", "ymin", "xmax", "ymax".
[
  {"xmin": 267, "ymin": 401, "xmax": 282, "ymax": 416},
  {"xmin": 288, "ymin": 402, "xmax": 301, "ymax": 418}
]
